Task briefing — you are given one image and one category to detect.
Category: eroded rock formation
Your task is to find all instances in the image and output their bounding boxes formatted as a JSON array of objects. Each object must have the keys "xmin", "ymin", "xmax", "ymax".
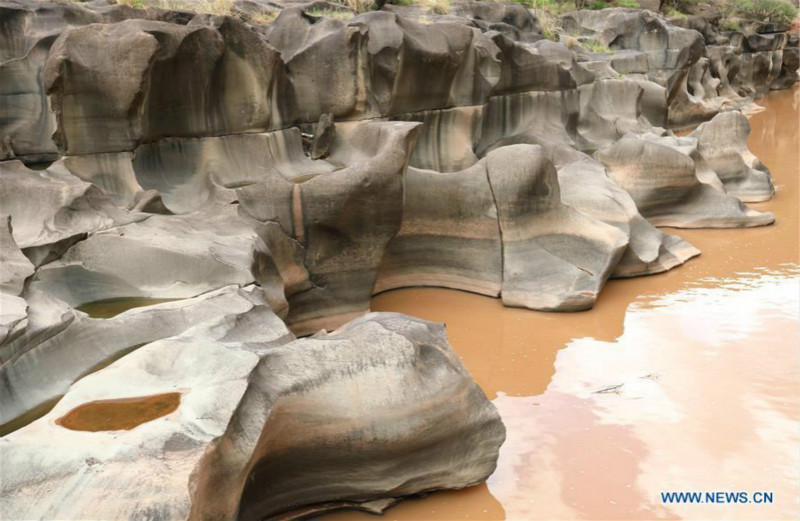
[
  {"xmin": 0, "ymin": 0, "xmax": 794, "ymax": 519},
  {"xmin": 0, "ymin": 312, "xmax": 504, "ymax": 520}
]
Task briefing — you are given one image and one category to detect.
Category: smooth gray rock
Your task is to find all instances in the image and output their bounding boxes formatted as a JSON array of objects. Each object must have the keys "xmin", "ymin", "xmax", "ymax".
[
  {"xmin": 238, "ymin": 120, "xmax": 421, "ymax": 335},
  {"xmin": 0, "ymin": 159, "xmax": 139, "ymax": 263},
  {"xmin": 544, "ymin": 144, "xmax": 700, "ymax": 278},
  {"xmin": 376, "ymin": 162, "xmax": 503, "ymax": 297},
  {"xmin": 43, "ymin": 16, "xmax": 281, "ymax": 155},
  {"xmin": 0, "ymin": 285, "xmax": 292, "ymax": 428},
  {"xmin": 486, "ymin": 144, "xmax": 627, "ymax": 311},
  {"xmin": 190, "ymin": 312, "xmax": 505, "ymax": 521},
  {"xmin": 30, "ymin": 203, "xmax": 262, "ymax": 309},
  {"xmin": 131, "ymin": 129, "xmax": 336, "ymax": 214},
  {"xmin": 0, "ymin": 301, "xmax": 293, "ymax": 521},
  {"xmin": 596, "ymin": 137, "xmax": 775, "ymax": 228},
  {"xmin": 0, "ymin": 215, "xmax": 34, "ymax": 297},
  {"xmin": 692, "ymin": 111, "xmax": 774, "ymax": 202},
  {"xmin": 0, "ymin": 214, "xmax": 35, "ymax": 343}
]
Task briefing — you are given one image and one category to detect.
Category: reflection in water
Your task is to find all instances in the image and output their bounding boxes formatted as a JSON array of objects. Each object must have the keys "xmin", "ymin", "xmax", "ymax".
[
  {"xmin": 76, "ymin": 297, "xmax": 182, "ymax": 319},
  {"xmin": 56, "ymin": 392, "xmax": 181, "ymax": 432},
  {"xmin": 325, "ymin": 87, "xmax": 800, "ymax": 520},
  {"xmin": 491, "ymin": 271, "xmax": 799, "ymax": 520}
]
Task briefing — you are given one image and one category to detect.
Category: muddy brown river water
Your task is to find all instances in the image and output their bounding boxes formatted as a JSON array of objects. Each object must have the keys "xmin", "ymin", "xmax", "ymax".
[{"xmin": 327, "ymin": 87, "xmax": 800, "ymax": 521}]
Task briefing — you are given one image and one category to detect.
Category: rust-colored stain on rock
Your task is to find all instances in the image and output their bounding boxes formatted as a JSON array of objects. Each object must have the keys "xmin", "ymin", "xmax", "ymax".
[{"xmin": 56, "ymin": 392, "xmax": 181, "ymax": 432}]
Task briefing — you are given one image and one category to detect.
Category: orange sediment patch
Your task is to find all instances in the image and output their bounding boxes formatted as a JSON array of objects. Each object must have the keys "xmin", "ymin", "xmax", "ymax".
[{"xmin": 56, "ymin": 392, "xmax": 181, "ymax": 432}]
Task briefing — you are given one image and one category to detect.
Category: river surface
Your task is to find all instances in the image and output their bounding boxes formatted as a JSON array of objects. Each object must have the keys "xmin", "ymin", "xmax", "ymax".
[{"xmin": 329, "ymin": 87, "xmax": 800, "ymax": 520}]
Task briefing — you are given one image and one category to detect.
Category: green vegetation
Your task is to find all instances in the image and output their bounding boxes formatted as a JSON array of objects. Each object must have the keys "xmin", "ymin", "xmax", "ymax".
[
  {"xmin": 422, "ymin": 0, "xmax": 451, "ymax": 14},
  {"xmin": 116, "ymin": 0, "xmax": 241, "ymax": 15},
  {"xmin": 729, "ymin": 0, "xmax": 798, "ymax": 24},
  {"xmin": 305, "ymin": 8, "xmax": 356, "ymax": 19},
  {"xmin": 662, "ymin": 5, "xmax": 688, "ymax": 18},
  {"xmin": 720, "ymin": 17, "xmax": 742, "ymax": 30},
  {"xmin": 660, "ymin": 0, "xmax": 699, "ymax": 15},
  {"xmin": 582, "ymin": 39, "xmax": 613, "ymax": 52}
]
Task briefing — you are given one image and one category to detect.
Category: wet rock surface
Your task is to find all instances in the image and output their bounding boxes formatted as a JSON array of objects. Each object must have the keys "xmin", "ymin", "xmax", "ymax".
[{"xmin": 0, "ymin": 0, "xmax": 795, "ymax": 519}]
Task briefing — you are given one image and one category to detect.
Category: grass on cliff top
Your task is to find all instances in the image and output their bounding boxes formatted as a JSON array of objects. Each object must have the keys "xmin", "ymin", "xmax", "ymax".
[
  {"xmin": 662, "ymin": 0, "xmax": 798, "ymax": 24},
  {"xmin": 111, "ymin": 0, "xmax": 798, "ymax": 31}
]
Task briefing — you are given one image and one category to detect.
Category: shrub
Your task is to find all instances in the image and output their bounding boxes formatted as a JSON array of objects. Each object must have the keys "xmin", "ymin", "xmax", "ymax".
[
  {"xmin": 721, "ymin": 18, "xmax": 742, "ymax": 30},
  {"xmin": 305, "ymin": 8, "xmax": 356, "ymax": 19},
  {"xmin": 663, "ymin": 5, "xmax": 687, "ymax": 17},
  {"xmin": 730, "ymin": 0, "xmax": 798, "ymax": 24},
  {"xmin": 582, "ymin": 39, "xmax": 613, "ymax": 52},
  {"xmin": 660, "ymin": 0, "xmax": 698, "ymax": 15},
  {"xmin": 116, "ymin": 0, "xmax": 240, "ymax": 15},
  {"xmin": 614, "ymin": 0, "xmax": 640, "ymax": 7},
  {"xmin": 422, "ymin": 0, "xmax": 451, "ymax": 14}
]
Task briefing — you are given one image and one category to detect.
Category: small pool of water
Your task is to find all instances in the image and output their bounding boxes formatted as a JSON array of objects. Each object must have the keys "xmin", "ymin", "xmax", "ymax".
[
  {"xmin": 76, "ymin": 297, "xmax": 182, "ymax": 319},
  {"xmin": 56, "ymin": 392, "xmax": 181, "ymax": 432}
]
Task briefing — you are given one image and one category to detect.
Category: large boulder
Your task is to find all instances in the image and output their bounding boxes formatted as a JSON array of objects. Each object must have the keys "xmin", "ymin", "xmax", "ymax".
[
  {"xmin": 43, "ymin": 16, "xmax": 281, "ymax": 155},
  {"xmin": 0, "ymin": 312, "xmax": 504, "ymax": 521},
  {"xmin": 543, "ymin": 143, "xmax": 700, "ymax": 277},
  {"xmin": 30, "ymin": 204, "xmax": 263, "ymax": 310},
  {"xmin": 191, "ymin": 312, "xmax": 506, "ymax": 520},
  {"xmin": 0, "ymin": 304, "xmax": 292, "ymax": 519}
]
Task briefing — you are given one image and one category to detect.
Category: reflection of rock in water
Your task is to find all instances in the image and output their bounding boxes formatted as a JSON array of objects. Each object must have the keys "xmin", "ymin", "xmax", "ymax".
[
  {"xmin": 0, "ymin": 0, "xmax": 796, "ymax": 518},
  {"xmin": 56, "ymin": 392, "xmax": 181, "ymax": 432}
]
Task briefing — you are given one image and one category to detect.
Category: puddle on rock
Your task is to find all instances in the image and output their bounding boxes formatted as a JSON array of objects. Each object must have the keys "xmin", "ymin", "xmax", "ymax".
[
  {"xmin": 76, "ymin": 297, "xmax": 182, "ymax": 319},
  {"xmin": 323, "ymin": 87, "xmax": 800, "ymax": 520},
  {"xmin": 56, "ymin": 392, "xmax": 181, "ymax": 432}
]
